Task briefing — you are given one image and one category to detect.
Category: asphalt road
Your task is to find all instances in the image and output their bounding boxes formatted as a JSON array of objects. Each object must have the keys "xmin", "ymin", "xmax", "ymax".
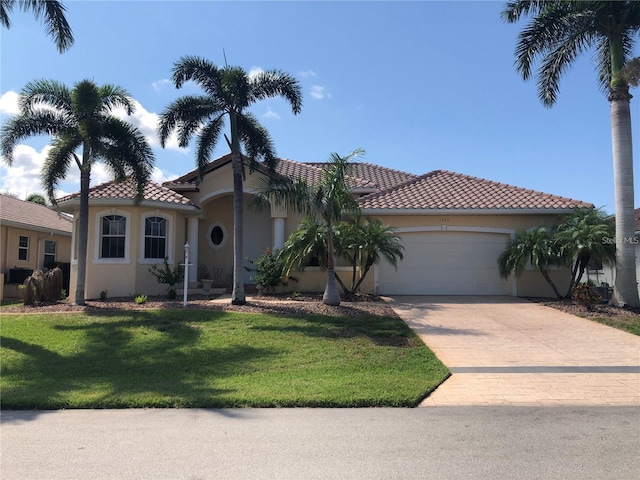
[{"xmin": 2, "ymin": 407, "xmax": 639, "ymax": 479}]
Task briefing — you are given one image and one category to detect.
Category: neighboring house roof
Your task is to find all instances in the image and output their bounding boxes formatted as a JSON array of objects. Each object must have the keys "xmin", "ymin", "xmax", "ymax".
[
  {"xmin": 55, "ymin": 179, "xmax": 200, "ymax": 212},
  {"xmin": 358, "ymin": 170, "xmax": 593, "ymax": 213},
  {"xmin": 0, "ymin": 194, "xmax": 72, "ymax": 235},
  {"xmin": 305, "ymin": 161, "xmax": 418, "ymax": 191}
]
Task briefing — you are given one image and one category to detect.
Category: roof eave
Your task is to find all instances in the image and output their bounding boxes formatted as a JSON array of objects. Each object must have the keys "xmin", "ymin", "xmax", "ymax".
[
  {"xmin": 0, "ymin": 219, "xmax": 72, "ymax": 236},
  {"xmin": 56, "ymin": 198, "xmax": 201, "ymax": 213},
  {"xmin": 359, "ymin": 207, "xmax": 591, "ymax": 216}
]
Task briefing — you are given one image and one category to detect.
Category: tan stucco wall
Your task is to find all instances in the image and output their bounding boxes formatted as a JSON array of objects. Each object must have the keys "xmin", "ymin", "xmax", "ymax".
[{"xmin": 67, "ymin": 205, "xmax": 189, "ymax": 300}]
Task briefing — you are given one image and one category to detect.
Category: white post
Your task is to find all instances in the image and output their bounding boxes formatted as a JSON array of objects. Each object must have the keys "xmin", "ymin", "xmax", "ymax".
[
  {"xmin": 183, "ymin": 242, "xmax": 190, "ymax": 307},
  {"xmin": 273, "ymin": 217, "xmax": 285, "ymax": 250},
  {"xmin": 187, "ymin": 217, "xmax": 199, "ymax": 283}
]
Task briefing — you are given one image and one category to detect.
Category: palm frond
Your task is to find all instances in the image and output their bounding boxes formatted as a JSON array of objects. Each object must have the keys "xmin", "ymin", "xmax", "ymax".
[
  {"xmin": 172, "ymin": 55, "xmax": 222, "ymax": 95},
  {"xmin": 237, "ymin": 112, "xmax": 276, "ymax": 171},
  {"xmin": 249, "ymin": 69, "xmax": 303, "ymax": 114},
  {"xmin": 1, "ymin": 111, "xmax": 71, "ymax": 164},
  {"xmin": 195, "ymin": 117, "xmax": 225, "ymax": 178},
  {"xmin": 98, "ymin": 117, "xmax": 154, "ymax": 203},
  {"xmin": 0, "ymin": 0, "xmax": 14, "ymax": 28},
  {"xmin": 157, "ymin": 95, "xmax": 222, "ymax": 148},
  {"xmin": 42, "ymin": 133, "xmax": 81, "ymax": 204},
  {"xmin": 19, "ymin": 78, "xmax": 71, "ymax": 114},
  {"xmin": 98, "ymin": 84, "xmax": 135, "ymax": 115}
]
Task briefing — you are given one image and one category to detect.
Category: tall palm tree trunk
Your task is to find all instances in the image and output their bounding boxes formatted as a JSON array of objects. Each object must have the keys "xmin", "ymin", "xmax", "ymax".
[
  {"xmin": 74, "ymin": 162, "xmax": 90, "ymax": 305},
  {"xmin": 230, "ymin": 113, "xmax": 246, "ymax": 305},
  {"xmin": 609, "ymin": 86, "xmax": 640, "ymax": 307},
  {"xmin": 323, "ymin": 220, "xmax": 341, "ymax": 305}
]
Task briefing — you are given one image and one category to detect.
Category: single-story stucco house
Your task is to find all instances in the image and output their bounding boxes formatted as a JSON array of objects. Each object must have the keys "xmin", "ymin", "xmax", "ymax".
[
  {"xmin": 587, "ymin": 208, "xmax": 640, "ymax": 295},
  {"xmin": 54, "ymin": 154, "xmax": 594, "ymax": 300},
  {"xmin": 0, "ymin": 194, "xmax": 73, "ymax": 299}
]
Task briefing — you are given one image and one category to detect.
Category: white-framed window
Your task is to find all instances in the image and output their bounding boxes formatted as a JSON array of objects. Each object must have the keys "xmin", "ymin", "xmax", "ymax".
[
  {"xmin": 94, "ymin": 209, "xmax": 131, "ymax": 264},
  {"xmin": 44, "ymin": 240, "xmax": 56, "ymax": 266},
  {"xmin": 139, "ymin": 212, "xmax": 173, "ymax": 264},
  {"xmin": 18, "ymin": 235, "xmax": 29, "ymax": 261},
  {"xmin": 207, "ymin": 222, "xmax": 227, "ymax": 250},
  {"xmin": 101, "ymin": 215, "xmax": 126, "ymax": 258}
]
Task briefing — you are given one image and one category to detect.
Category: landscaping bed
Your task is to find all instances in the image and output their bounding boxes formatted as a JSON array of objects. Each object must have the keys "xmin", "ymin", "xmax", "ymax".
[{"xmin": 1, "ymin": 293, "xmax": 394, "ymax": 318}]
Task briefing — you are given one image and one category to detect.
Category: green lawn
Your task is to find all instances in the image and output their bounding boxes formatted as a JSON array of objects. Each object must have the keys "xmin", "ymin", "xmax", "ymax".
[
  {"xmin": 585, "ymin": 315, "xmax": 640, "ymax": 336},
  {"xmin": 0, "ymin": 309, "xmax": 449, "ymax": 409}
]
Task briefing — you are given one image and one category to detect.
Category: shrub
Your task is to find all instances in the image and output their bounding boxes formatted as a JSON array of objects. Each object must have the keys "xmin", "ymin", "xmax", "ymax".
[
  {"xmin": 572, "ymin": 283, "xmax": 602, "ymax": 311},
  {"xmin": 99, "ymin": 290, "xmax": 108, "ymax": 301},
  {"xmin": 149, "ymin": 258, "xmax": 184, "ymax": 297},
  {"xmin": 22, "ymin": 268, "xmax": 63, "ymax": 305},
  {"xmin": 245, "ymin": 249, "xmax": 291, "ymax": 294},
  {"xmin": 134, "ymin": 294, "xmax": 147, "ymax": 305}
]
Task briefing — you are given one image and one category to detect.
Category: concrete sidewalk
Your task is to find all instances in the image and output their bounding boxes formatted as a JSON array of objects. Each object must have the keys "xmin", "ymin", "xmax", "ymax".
[{"xmin": 388, "ymin": 296, "xmax": 640, "ymax": 407}]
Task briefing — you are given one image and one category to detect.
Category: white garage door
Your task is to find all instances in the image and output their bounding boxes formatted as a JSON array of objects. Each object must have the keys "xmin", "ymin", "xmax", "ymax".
[{"xmin": 377, "ymin": 231, "xmax": 510, "ymax": 295}]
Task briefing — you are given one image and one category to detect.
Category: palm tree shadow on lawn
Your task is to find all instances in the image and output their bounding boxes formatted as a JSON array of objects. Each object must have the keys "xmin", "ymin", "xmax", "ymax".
[{"xmin": 0, "ymin": 310, "xmax": 278, "ymax": 409}]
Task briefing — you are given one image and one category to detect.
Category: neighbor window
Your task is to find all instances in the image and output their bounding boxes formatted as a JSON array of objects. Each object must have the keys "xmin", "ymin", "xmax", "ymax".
[
  {"xmin": 144, "ymin": 216, "xmax": 167, "ymax": 259},
  {"xmin": 588, "ymin": 257, "xmax": 603, "ymax": 272},
  {"xmin": 101, "ymin": 215, "xmax": 126, "ymax": 258},
  {"xmin": 44, "ymin": 240, "xmax": 56, "ymax": 266},
  {"xmin": 18, "ymin": 235, "xmax": 29, "ymax": 261}
]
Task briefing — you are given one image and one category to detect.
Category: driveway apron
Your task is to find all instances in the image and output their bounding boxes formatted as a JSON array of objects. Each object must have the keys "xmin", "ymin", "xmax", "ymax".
[{"xmin": 388, "ymin": 296, "xmax": 640, "ymax": 406}]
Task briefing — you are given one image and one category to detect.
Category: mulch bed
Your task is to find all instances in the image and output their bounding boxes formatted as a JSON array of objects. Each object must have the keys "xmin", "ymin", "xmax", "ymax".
[
  {"xmin": 525, "ymin": 297, "xmax": 640, "ymax": 319},
  {"xmin": 1, "ymin": 293, "xmax": 396, "ymax": 318}
]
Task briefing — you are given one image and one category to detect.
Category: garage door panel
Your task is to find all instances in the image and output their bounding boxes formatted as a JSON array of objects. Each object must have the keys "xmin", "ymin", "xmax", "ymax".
[{"xmin": 378, "ymin": 231, "xmax": 509, "ymax": 295}]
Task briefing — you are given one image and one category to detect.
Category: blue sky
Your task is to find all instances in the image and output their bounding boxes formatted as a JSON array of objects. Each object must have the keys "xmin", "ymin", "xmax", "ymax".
[{"xmin": 0, "ymin": 0, "xmax": 637, "ymax": 214}]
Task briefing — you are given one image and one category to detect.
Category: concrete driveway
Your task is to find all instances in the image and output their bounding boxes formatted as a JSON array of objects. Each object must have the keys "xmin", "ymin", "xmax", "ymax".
[{"xmin": 388, "ymin": 296, "xmax": 640, "ymax": 407}]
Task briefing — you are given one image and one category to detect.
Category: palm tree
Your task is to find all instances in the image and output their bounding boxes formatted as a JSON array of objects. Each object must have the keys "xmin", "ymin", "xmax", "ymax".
[
  {"xmin": 498, "ymin": 226, "xmax": 565, "ymax": 298},
  {"xmin": 555, "ymin": 208, "xmax": 616, "ymax": 296},
  {"xmin": 257, "ymin": 149, "xmax": 364, "ymax": 305},
  {"xmin": 158, "ymin": 56, "xmax": 302, "ymax": 305},
  {"xmin": 338, "ymin": 217, "xmax": 404, "ymax": 295},
  {"xmin": 503, "ymin": 0, "xmax": 640, "ymax": 307},
  {"xmin": 1, "ymin": 0, "xmax": 73, "ymax": 52},
  {"xmin": 278, "ymin": 216, "xmax": 329, "ymax": 271},
  {"xmin": 1, "ymin": 79, "xmax": 155, "ymax": 305}
]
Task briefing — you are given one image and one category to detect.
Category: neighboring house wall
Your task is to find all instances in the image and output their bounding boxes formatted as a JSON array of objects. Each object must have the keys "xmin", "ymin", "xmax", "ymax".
[{"xmin": 1, "ymin": 195, "xmax": 73, "ymax": 299}]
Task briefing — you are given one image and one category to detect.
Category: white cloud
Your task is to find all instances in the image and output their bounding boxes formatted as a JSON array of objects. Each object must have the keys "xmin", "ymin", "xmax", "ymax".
[
  {"xmin": 152, "ymin": 79, "xmax": 172, "ymax": 91},
  {"xmin": 112, "ymin": 100, "xmax": 183, "ymax": 152},
  {"xmin": 248, "ymin": 66, "xmax": 264, "ymax": 81},
  {"xmin": 310, "ymin": 85, "xmax": 330, "ymax": 100},
  {"xmin": 263, "ymin": 108, "xmax": 281, "ymax": 120},
  {"xmin": 298, "ymin": 70, "xmax": 317, "ymax": 79},
  {"xmin": 0, "ymin": 91, "xmax": 20, "ymax": 116}
]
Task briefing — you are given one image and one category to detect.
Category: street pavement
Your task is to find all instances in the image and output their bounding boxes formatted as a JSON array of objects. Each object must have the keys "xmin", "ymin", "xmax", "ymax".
[
  {"xmin": 3, "ymin": 295, "xmax": 640, "ymax": 479},
  {"xmin": 2, "ymin": 407, "xmax": 639, "ymax": 479}
]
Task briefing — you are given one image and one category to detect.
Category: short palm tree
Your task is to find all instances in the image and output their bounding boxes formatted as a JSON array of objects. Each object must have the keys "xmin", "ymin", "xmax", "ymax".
[
  {"xmin": 158, "ymin": 56, "xmax": 302, "ymax": 305},
  {"xmin": 0, "ymin": 0, "xmax": 73, "ymax": 52},
  {"xmin": 257, "ymin": 149, "xmax": 364, "ymax": 305},
  {"xmin": 338, "ymin": 217, "xmax": 404, "ymax": 295},
  {"xmin": 278, "ymin": 216, "xmax": 329, "ymax": 273},
  {"xmin": 555, "ymin": 208, "xmax": 616, "ymax": 296},
  {"xmin": 1, "ymin": 79, "xmax": 155, "ymax": 305},
  {"xmin": 498, "ymin": 226, "xmax": 565, "ymax": 298},
  {"xmin": 502, "ymin": 0, "xmax": 640, "ymax": 307}
]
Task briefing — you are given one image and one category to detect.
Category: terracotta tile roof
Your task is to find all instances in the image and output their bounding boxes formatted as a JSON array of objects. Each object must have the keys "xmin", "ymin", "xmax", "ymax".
[
  {"xmin": 164, "ymin": 154, "xmax": 376, "ymax": 190},
  {"xmin": 305, "ymin": 161, "xmax": 417, "ymax": 190},
  {"xmin": 358, "ymin": 170, "xmax": 593, "ymax": 211},
  {"xmin": 635, "ymin": 208, "xmax": 640, "ymax": 233},
  {"xmin": 56, "ymin": 178, "xmax": 198, "ymax": 207},
  {"xmin": 0, "ymin": 194, "xmax": 72, "ymax": 234}
]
